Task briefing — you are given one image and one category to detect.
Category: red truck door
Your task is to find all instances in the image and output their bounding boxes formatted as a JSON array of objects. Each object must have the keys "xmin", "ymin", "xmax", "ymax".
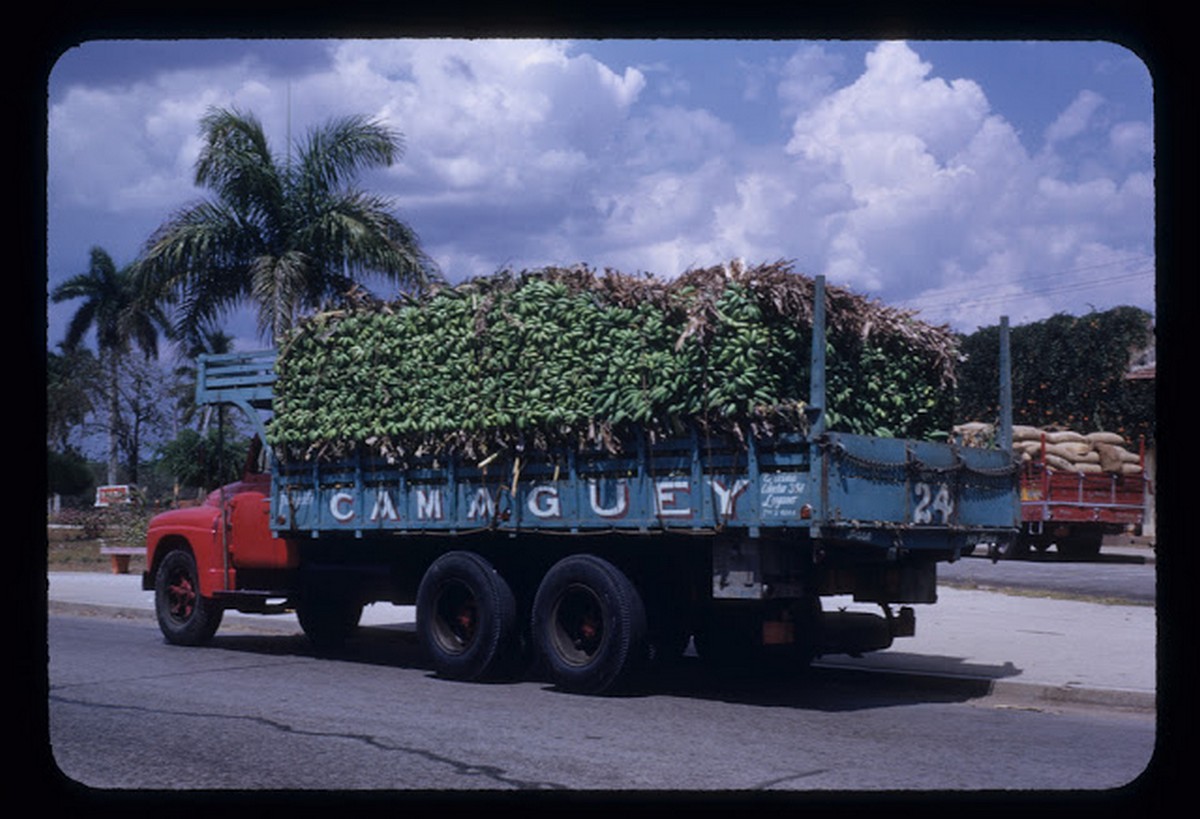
[{"xmin": 226, "ymin": 490, "xmax": 297, "ymax": 569}]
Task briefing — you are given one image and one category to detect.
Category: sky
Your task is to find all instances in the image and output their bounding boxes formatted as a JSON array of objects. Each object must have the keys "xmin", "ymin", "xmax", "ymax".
[{"xmin": 45, "ymin": 37, "xmax": 1156, "ymax": 355}]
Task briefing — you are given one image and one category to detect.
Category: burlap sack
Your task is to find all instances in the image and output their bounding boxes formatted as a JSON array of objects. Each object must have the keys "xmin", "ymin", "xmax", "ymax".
[
  {"xmin": 1044, "ymin": 453, "xmax": 1075, "ymax": 472},
  {"xmin": 952, "ymin": 422, "xmax": 994, "ymax": 447},
  {"xmin": 1094, "ymin": 442, "xmax": 1125, "ymax": 473},
  {"xmin": 1086, "ymin": 431, "xmax": 1126, "ymax": 445},
  {"xmin": 1046, "ymin": 441, "xmax": 1094, "ymax": 460},
  {"xmin": 1045, "ymin": 430, "xmax": 1087, "ymax": 444},
  {"xmin": 1117, "ymin": 447, "xmax": 1140, "ymax": 464},
  {"xmin": 1014, "ymin": 440, "xmax": 1044, "ymax": 455},
  {"xmin": 1013, "ymin": 425, "xmax": 1043, "ymax": 441}
]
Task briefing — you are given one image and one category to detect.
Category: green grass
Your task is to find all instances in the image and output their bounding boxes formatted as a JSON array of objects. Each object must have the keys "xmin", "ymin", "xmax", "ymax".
[{"xmin": 47, "ymin": 530, "xmax": 146, "ymax": 573}]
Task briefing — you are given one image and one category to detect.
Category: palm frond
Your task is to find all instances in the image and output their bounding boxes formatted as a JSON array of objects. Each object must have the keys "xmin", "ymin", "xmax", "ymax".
[
  {"xmin": 294, "ymin": 114, "xmax": 402, "ymax": 195},
  {"xmin": 195, "ymin": 107, "xmax": 285, "ymax": 220}
]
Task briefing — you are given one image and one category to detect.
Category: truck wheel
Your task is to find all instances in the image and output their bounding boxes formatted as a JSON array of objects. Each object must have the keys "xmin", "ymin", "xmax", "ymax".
[
  {"xmin": 531, "ymin": 554, "xmax": 647, "ymax": 694},
  {"xmin": 154, "ymin": 549, "xmax": 223, "ymax": 646},
  {"xmin": 417, "ymin": 551, "xmax": 518, "ymax": 681},
  {"xmin": 297, "ymin": 595, "xmax": 363, "ymax": 652}
]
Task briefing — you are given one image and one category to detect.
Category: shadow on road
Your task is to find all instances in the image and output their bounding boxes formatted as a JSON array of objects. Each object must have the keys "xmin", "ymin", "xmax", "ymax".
[{"xmin": 204, "ymin": 625, "xmax": 1009, "ymax": 713}]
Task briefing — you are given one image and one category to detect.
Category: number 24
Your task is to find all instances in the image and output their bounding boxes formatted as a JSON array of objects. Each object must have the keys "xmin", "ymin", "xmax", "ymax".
[{"xmin": 913, "ymin": 482, "xmax": 953, "ymax": 524}]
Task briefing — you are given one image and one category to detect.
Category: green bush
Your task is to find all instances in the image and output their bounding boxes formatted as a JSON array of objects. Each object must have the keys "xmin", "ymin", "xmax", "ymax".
[{"xmin": 957, "ymin": 307, "xmax": 1154, "ymax": 443}]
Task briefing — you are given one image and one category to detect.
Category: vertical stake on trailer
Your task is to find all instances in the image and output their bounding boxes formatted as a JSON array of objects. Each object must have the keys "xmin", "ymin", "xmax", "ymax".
[
  {"xmin": 809, "ymin": 275, "xmax": 827, "ymax": 538},
  {"xmin": 998, "ymin": 316, "xmax": 1013, "ymax": 451}
]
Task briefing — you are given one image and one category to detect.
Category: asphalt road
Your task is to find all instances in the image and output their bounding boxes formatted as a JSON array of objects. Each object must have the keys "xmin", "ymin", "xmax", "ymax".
[
  {"xmin": 940, "ymin": 550, "xmax": 1156, "ymax": 604},
  {"xmin": 47, "ymin": 613, "xmax": 1157, "ymax": 793}
]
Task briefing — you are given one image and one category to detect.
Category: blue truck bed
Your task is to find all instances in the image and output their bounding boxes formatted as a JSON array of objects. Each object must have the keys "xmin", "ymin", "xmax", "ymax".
[{"xmin": 266, "ymin": 427, "xmax": 1017, "ymax": 553}]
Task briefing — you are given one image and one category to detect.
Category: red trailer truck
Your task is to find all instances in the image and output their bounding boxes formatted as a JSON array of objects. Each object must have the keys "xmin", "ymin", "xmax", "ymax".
[{"xmin": 1006, "ymin": 436, "xmax": 1148, "ymax": 559}]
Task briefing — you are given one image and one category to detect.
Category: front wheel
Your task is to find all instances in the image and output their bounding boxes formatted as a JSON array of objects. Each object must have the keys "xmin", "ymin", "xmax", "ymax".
[
  {"xmin": 154, "ymin": 549, "xmax": 223, "ymax": 645},
  {"xmin": 531, "ymin": 554, "xmax": 647, "ymax": 695}
]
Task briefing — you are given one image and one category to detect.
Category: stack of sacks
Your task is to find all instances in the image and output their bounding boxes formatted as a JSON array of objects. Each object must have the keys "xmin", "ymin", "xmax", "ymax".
[
  {"xmin": 1010, "ymin": 425, "xmax": 1142, "ymax": 475},
  {"xmin": 951, "ymin": 422, "xmax": 1143, "ymax": 475}
]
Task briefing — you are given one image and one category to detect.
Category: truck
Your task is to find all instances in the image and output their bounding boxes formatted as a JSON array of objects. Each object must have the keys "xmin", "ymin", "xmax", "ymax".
[
  {"xmin": 143, "ymin": 276, "xmax": 1021, "ymax": 694},
  {"xmin": 1008, "ymin": 437, "xmax": 1149, "ymax": 559}
]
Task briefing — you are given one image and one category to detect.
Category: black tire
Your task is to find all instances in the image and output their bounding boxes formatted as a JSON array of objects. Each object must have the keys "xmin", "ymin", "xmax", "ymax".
[
  {"xmin": 416, "ymin": 551, "xmax": 518, "ymax": 681},
  {"xmin": 531, "ymin": 554, "xmax": 647, "ymax": 694},
  {"xmin": 297, "ymin": 595, "xmax": 363, "ymax": 651},
  {"xmin": 154, "ymin": 549, "xmax": 223, "ymax": 646}
]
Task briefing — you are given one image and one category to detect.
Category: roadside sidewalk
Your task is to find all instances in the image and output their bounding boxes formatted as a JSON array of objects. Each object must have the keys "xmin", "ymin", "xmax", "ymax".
[{"xmin": 45, "ymin": 570, "xmax": 1156, "ymax": 712}]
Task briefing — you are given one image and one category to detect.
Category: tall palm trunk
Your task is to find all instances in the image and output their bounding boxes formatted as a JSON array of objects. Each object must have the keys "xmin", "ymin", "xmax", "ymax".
[{"xmin": 105, "ymin": 348, "xmax": 120, "ymax": 485}]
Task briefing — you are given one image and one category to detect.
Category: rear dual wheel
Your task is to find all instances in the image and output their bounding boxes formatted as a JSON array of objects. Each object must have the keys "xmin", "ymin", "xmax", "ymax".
[
  {"xmin": 531, "ymin": 554, "xmax": 647, "ymax": 695},
  {"xmin": 416, "ymin": 551, "xmax": 519, "ymax": 682}
]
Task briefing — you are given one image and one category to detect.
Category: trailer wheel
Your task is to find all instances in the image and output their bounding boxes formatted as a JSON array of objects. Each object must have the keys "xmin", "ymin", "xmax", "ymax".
[
  {"xmin": 154, "ymin": 549, "xmax": 223, "ymax": 646},
  {"xmin": 532, "ymin": 555, "xmax": 647, "ymax": 695},
  {"xmin": 417, "ymin": 551, "xmax": 518, "ymax": 681},
  {"xmin": 297, "ymin": 595, "xmax": 363, "ymax": 651}
]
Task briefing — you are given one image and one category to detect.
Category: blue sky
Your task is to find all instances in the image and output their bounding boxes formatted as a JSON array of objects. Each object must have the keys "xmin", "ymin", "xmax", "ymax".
[{"xmin": 46, "ymin": 38, "xmax": 1155, "ymax": 353}]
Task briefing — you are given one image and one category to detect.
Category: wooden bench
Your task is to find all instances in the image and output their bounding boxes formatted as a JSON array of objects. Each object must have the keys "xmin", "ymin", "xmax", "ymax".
[{"xmin": 99, "ymin": 544, "xmax": 142, "ymax": 574}]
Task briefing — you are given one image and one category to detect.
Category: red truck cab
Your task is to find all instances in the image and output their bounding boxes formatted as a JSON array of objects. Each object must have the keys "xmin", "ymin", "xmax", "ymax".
[{"xmin": 142, "ymin": 437, "xmax": 297, "ymax": 643}]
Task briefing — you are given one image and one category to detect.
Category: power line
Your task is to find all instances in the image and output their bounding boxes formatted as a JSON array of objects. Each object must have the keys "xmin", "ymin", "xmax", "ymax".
[
  {"xmin": 904, "ymin": 268, "xmax": 1155, "ymax": 313},
  {"xmin": 892, "ymin": 254, "xmax": 1155, "ymax": 309}
]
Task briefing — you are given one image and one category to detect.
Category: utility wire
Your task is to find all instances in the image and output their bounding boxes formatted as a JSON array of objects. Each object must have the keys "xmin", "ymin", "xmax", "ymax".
[
  {"xmin": 902, "ymin": 267, "xmax": 1154, "ymax": 313},
  {"xmin": 891, "ymin": 255, "xmax": 1154, "ymax": 310}
]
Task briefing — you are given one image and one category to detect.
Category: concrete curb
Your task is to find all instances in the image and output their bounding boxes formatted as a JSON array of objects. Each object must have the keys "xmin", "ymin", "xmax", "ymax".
[
  {"xmin": 49, "ymin": 599, "xmax": 1155, "ymax": 714},
  {"xmin": 813, "ymin": 658, "xmax": 1156, "ymax": 713}
]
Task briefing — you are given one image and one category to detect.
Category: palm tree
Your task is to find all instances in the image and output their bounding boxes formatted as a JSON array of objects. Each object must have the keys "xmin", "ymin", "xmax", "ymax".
[
  {"xmin": 51, "ymin": 246, "xmax": 170, "ymax": 484},
  {"xmin": 138, "ymin": 106, "xmax": 438, "ymax": 344}
]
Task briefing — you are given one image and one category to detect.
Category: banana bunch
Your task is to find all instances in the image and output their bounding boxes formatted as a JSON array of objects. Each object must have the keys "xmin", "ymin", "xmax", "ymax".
[{"xmin": 268, "ymin": 262, "xmax": 958, "ymax": 462}]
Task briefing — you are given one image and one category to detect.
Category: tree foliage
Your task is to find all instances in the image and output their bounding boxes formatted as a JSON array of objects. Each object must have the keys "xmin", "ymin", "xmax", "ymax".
[
  {"xmin": 137, "ymin": 107, "xmax": 439, "ymax": 344},
  {"xmin": 155, "ymin": 428, "xmax": 250, "ymax": 493},
  {"xmin": 47, "ymin": 345, "xmax": 100, "ymax": 452},
  {"xmin": 50, "ymin": 247, "xmax": 170, "ymax": 483},
  {"xmin": 47, "ymin": 446, "xmax": 94, "ymax": 497},
  {"xmin": 957, "ymin": 306, "xmax": 1155, "ymax": 443}
]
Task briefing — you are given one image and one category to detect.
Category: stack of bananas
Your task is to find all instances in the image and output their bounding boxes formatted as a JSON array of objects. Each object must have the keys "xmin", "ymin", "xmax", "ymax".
[{"xmin": 269, "ymin": 261, "xmax": 959, "ymax": 463}]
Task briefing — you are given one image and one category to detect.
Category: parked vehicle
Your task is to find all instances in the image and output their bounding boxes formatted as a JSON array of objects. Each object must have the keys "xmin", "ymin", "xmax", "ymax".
[
  {"xmin": 1008, "ymin": 439, "xmax": 1148, "ymax": 559},
  {"xmin": 143, "ymin": 277, "xmax": 1020, "ymax": 693}
]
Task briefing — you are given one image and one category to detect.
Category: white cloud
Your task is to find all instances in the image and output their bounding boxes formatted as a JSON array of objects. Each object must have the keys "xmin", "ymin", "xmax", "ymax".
[
  {"xmin": 775, "ymin": 45, "xmax": 842, "ymax": 116},
  {"xmin": 46, "ymin": 38, "xmax": 1155, "ymax": 345},
  {"xmin": 1044, "ymin": 89, "xmax": 1105, "ymax": 145}
]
